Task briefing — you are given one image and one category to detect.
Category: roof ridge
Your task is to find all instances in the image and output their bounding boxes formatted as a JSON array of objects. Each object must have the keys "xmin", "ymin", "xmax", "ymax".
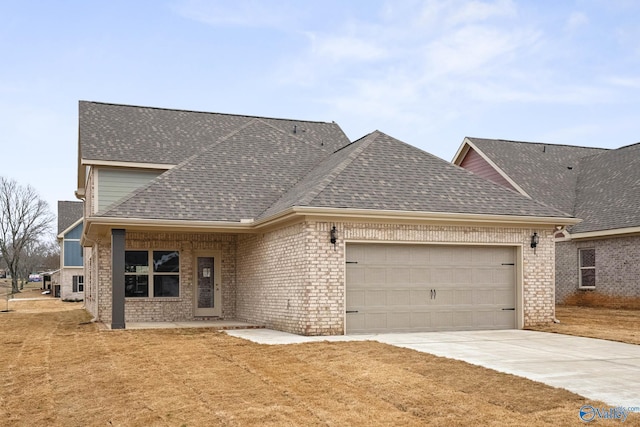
[
  {"xmin": 256, "ymin": 132, "xmax": 379, "ymax": 218},
  {"xmin": 79, "ymin": 100, "xmax": 339, "ymax": 125},
  {"xmin": 300, "ymin": 132, "xmax": 380, "ymax": 206},
  {"xmin": 466, "ymin": 136, "xmax": 611, "ymax": 151}
]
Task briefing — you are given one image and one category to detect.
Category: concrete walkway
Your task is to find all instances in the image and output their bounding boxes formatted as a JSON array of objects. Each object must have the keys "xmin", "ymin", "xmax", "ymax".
[{"xmin": 226, "ymin": 329, "xmax": 640, "ymax": 407}]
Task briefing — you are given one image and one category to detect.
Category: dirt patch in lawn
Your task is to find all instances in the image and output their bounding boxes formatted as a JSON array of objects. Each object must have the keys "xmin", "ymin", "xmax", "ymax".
[
  {"xmin": 529, "ymin": 305, "xmax": 640, "ymax": 345},
  {"xmin": 0, "ymin": 302, "xmax": 614, "ymax": 427}
]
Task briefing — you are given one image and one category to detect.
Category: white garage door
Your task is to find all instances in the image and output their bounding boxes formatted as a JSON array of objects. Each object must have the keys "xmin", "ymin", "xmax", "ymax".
[{"xmin": 346, "ymin": 244, "xmax": 517, "ymax": 334}]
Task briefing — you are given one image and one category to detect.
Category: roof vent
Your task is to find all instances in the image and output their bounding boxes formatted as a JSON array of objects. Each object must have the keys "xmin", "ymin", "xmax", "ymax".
[
  {"xmin": 293, "ymin": 125, "xmax": 297, "ymax": 134},
  {"xmin": 567, "ymin": 166, "xmax": 573, "ymax": 170}
]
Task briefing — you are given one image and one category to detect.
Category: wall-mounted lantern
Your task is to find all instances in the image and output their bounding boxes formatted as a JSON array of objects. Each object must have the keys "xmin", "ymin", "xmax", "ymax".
[
  {"xmin": 530, "ymin": 232, "xmax": 539, "ymax": 249},
  {"xmin": 330, "ymin": 225, "xmax": 337, "ymax": 249}
]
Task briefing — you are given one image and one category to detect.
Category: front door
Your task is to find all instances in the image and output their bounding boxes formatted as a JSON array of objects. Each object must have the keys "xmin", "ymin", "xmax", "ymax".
[{"xmin": 194, "ymin": 253, "xmax": 221, "ymax": 317}]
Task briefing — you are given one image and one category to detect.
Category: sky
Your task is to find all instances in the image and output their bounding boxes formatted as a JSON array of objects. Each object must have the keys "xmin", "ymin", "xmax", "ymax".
[{"xmin": 2, "ymin": 0, "xmax": 640, "ymax": 219}]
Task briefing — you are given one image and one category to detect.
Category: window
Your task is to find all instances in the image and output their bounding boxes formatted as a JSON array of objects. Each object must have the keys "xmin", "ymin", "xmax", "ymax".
[
  {"xmin": 72, "ymin": 275, "xmax": 84, "ymax": 292},
  {"xmin": 125, "ymin": 250, "xmax": 180, "ymax": 298},
  {"xmin": 63, "ymin": 223, "xmax": 84, "ymax": 267},
  {"xmin": 579, "ymin": 248, "xmax": 595, "ymax": 288}
]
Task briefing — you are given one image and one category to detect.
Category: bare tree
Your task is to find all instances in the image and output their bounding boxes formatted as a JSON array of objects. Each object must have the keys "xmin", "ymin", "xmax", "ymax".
[{"xmin": 0, "ymin": 177, "xmax": 55, "ymax": 294}]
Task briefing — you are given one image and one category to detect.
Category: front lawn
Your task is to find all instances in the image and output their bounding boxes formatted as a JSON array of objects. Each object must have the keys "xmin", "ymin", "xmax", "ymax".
[{"xmin": 0, "ymin": 299, "xmax": 606, "ymax": 426}]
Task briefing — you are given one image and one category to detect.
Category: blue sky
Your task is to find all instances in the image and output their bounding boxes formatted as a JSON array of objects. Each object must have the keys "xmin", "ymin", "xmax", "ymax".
[{"xmin": 2, "ymin": 0, "xmax": 640, "ymax": 215}]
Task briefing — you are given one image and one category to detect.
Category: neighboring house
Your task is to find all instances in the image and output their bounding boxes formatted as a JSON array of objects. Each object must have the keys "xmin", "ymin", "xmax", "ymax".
[
  {"xmin": 75, "ymin": 101, "xmax": 577, "ymax": 335},
  {"xmin": 453, "ymin": 138, "xmax": 640, "ymax": 306},
  {"xmin": 57, "ymin": 200, "xmax": 84, "ymax": 301}
]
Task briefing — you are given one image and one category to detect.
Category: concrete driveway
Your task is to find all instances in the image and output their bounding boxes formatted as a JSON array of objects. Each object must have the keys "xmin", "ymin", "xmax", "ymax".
[{"xmin": 226, "ymin": 329, "xmax": 640, "ymax": 407}]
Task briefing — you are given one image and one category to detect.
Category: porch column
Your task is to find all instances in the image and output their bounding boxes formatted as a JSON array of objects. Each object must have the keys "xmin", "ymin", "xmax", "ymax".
[{"xmin": 111, "ymin": 228, "xmax": 126, "ymax": 329}]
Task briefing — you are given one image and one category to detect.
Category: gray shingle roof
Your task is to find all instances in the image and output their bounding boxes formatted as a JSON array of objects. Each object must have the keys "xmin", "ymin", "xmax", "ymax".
[
  {"xmin": 57, "ymin": 201, "xmax": 83, "ymax": 234},
  {"xmin": 465, "ymin": 138, "xmax": 608, "ymax": 215},
  {"xmin": 464, "ymin": 138, "xmax": 640, "ymax": 233},
  {"xmin": 572, "ymin": 143, "xmax": 640, "ymax": 233},
  {"xmin": 88, "ymin": 104, "xmax": 573, "ymax": 224},
  {"xmin": 79, "ymin": 101, "xmax": 350, "ymax": 165},
  {"xmin": 275, "ymin": 131, "xmax": 569, "ymax": 218},
  {"xmin": 100, "ymin": 119, "xmax": 330, "ymax": 221}
]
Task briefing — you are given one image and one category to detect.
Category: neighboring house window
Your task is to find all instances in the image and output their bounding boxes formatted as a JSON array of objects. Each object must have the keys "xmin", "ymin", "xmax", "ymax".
[
  {"xmin": 72, "ymin": 275, "xmax": 84, "ymax": 292},
  {"xmin": 579, "ymin": 248, "xmax": 596, "ymax": 288},
  {"xmin": 63, "ymin": 223, "xmax": 83, "ymax": 267},
  {"xmin": 125, "ymin": 250, "xmax": 180, "ymax": 298}
]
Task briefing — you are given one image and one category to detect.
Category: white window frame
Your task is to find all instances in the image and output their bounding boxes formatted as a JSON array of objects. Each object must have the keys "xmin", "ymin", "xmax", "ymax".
[{"xmin": 578, "ymin": 248, "xmax": 596, "ymax": 289}]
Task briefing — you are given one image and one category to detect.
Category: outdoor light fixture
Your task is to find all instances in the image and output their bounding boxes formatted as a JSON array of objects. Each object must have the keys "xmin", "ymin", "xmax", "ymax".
[
  {"xmin": 530, "ymin": 232, "xmax": 539, "ymax": 249},
  {"xmin": 330, "ymin": 225, "xmax": 337, "ymax": 249}
]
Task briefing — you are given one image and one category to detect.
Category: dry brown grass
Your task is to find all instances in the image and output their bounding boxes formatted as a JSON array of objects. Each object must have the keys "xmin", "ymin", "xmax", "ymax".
[
  {"xmin": 0, "ymin": 300, "xmax": 615, "ymax": 426},
  {"xmin": 529, "ymin": 305, "xmax": 640, "ymax": 345}
]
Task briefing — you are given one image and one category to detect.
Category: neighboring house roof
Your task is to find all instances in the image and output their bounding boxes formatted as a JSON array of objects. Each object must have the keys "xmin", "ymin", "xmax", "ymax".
[
  {"xmin": 453, "ymin": 137, "xmax": 640, "ymax": 235},
  {"xmin": 99, "ymin": 128, "xmax": 572, "ymax": 223},
  {"xmin": 572, "ymin": 142, "xmax": 640, "ymax": 234},
  {"xmin": 57, "ymin": 201, "xmax": 83, "ymax": 235}
]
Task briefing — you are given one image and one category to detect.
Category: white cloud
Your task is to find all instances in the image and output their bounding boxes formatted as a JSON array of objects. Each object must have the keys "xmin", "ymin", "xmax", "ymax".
[
  {"xmin": 608, "ymin": 76, "xmax": 640, "ymax": 89},
  {"xmin": 422, "ymin": 25, "xmax": 539, "ymax": 78},
  {"xmin": 308, "ymin": 34, "xmax": 388, "ymax": 62},
  {"xmin": 565, "ymin": 11, "xmax": 589, "ymax": 32}
]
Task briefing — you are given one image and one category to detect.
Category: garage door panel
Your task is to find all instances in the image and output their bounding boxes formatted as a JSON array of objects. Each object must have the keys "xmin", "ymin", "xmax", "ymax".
[
  {"xmin": 346, "ymin": 289, "xmax": 365, "ymax": 307},
  {"xmin": 410, "ymin": 268, "xmax": 430, "ymax": 285},
  {"xmin": 365, "ymin": 290, "xmax": 387, "ymax": 306},
  {"xmin": 364, "ymin": 267, "xmax": 386, "ymax": 284},
  {"xmin": 453, "ymin": 268, "xmax": 473, "ymax": 285},
  {"xmin": 411, "ymin": 289, "xmax": 431, "ymax": 304},
  {"xmin": 387, "ymin": 267, "xmax": 410, "ymax": 285},
  {"xmin": 432, "ymin": 268, "xmax": 453, "ymax": 284},
  {"xmin": 453, "ymin": 310, "xmax": 473, "ymax": 328},
  {"xmin": 388, "ymin": 290, "xmax": 412, "ymax": 305},
  {"xmin": 387, "ymin": 246, "xmax": 413, "ymax": 263},
  {"xmin": 454, "ymin": 289, "xmax": 474, "ymax": 304},
  {"xmin": 495, "ymin": 289, "xmax": 515, "ymax": 306},
  {"xmin": 474, "ymin": 289, "xmax": 497, "ymax": 305},
  {"xmin": 433, "ymin": 288, "xmax": 454, "ymax": 304},
  {"xmin": 388, "ymin": 312, "xmax": 412, "ymax": 328},
  {"xmin": 346, "ymin": 244, "xmax": 516, "ymax": 333},
  {"xmin": 409, "ymin": 246, "xmax": 430, "ymax": 264},
  {"xmin": 346, "ymin": 268, "xmax": 365, "ymax": 286},
  {"xmin": 494, "ymin": 268, "xmax": 514, "ymax": 284},
  {"xmin": 365, "ymin": 312, "xmax": 388, "ymax": 330}
]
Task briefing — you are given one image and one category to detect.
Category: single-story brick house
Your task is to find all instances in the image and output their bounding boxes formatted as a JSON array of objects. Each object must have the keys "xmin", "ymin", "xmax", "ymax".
[
  {"xmin": 453, "ymin": 137, "xmax": 640, "ymax": 306},
  {"xmin": 76, "ymin": 101, "xmax": 577, "ymax": 335}
]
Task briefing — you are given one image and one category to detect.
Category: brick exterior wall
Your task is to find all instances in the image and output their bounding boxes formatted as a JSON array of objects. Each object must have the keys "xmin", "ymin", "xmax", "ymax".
[
  {"xmin": 237, "ymin": 220, "xmax": 555, "ymax": 335},
  {"xmin": 59, "ymin": 266, "xmax": 84, "ymax": 301},
  {"xmin": 556, "ymin": 235, "xmax": 640, "ymax": 303},
  {"xmin": 86, "ymin": 232, "xmax": 237, "ymax": 325},
  {"xmin": 86, "ymin": 220, "xmax": 556, "ymax": 334}
]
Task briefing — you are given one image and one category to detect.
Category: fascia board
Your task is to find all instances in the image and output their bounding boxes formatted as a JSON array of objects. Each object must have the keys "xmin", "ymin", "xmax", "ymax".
[
  {"xmin": 80, "ymin": 159, "xmax": 175, "ymax": 170},
  {"xmin": 568, "ymin": 226, "xmax": 640, "ymax": 240},
  {"xmin": 255, "ymin": 206, "xmax": 581, "ymax": 228},
  {"xmin": 82, "ymin": 206, "xmax": 580, "ymax": 244},
  {"xmin": 57, "ymin": 217, "xmax": 84, "ymax": 239}
]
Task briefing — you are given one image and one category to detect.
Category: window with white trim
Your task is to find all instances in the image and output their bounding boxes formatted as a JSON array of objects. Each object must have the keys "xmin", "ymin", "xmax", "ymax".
[
  {"xmin": 125, "ymin": 250, "xmax": 180, "ymax": 298},
  {"xmin": 72, "ymin": 275, "xmax": 84, "ymax": 292},
  {"xmin": 579, "ymin": 248, "xmax": 595, "ymax": 288}
]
